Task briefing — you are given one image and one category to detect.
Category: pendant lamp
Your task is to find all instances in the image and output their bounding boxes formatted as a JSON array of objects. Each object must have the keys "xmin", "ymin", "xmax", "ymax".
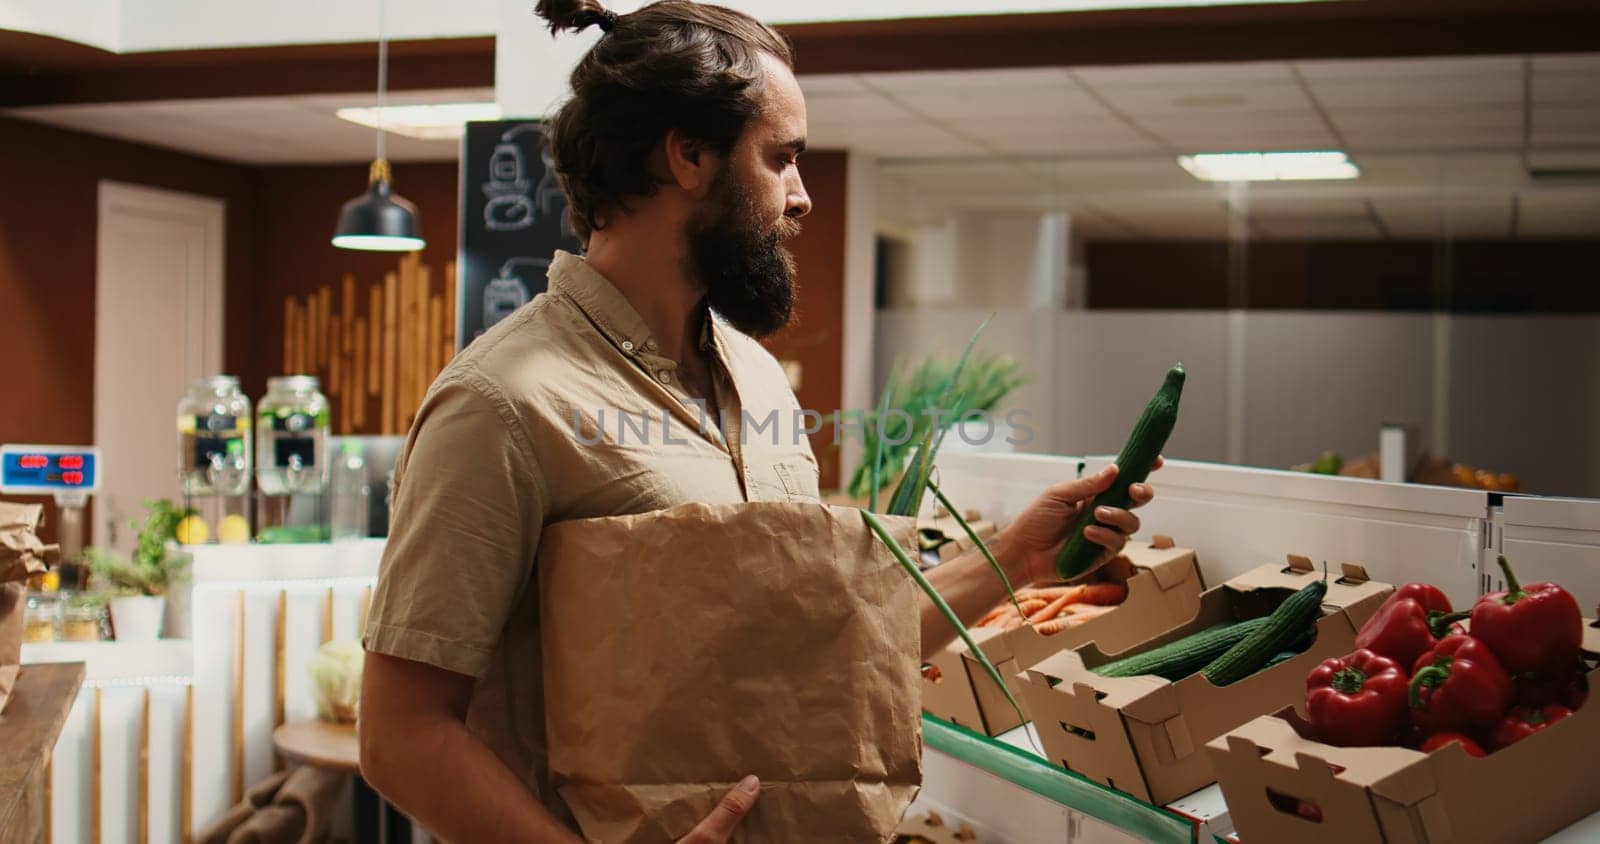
[{"xmin": 333, "ymin": 0, "xmax": 425, "ymax": 252}]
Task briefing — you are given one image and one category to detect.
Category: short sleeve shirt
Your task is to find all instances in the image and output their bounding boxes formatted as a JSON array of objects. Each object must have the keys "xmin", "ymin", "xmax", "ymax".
[{"xmin": 362, "ymin": 250, "xmax": 821, "ymax": 824}]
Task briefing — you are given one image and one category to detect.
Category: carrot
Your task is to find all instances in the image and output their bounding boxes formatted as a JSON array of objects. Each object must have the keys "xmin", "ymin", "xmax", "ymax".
[
  {"xmin": 1018, "ymin": 598, "xmax": 1048, "ymax": 616},
  {"xmin": 921, "ymin": 663, "xmax": 944, "ymax": 682},
  {"xmin": 1074, "ymin": 583, "xmax": 1129, "ymax": 606},
  {"xmin": 1021, "ymin": 586, "xmax": 1080, "ymax": 601},
  {"xmin": 999, "ymin": 613, "xmax": 1027, "ymax": 631},
  {"xmin": 1033, "ymin": 616, "xmax": 1077, "ymax": 636},
  {"xmin": 1028, "ymin": 587, "xmax": 1085, "ymax": 624},
  {"xmin": 1063, "ymin": 604, "xmax": 1118, "ymax": 623}
]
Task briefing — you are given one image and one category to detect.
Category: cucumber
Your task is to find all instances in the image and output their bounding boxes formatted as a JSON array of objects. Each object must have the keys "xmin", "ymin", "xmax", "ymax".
[
  {"xmin": 1055, "ymin": 364, "xmax": 1185, "ymax": 580},
  {"xmin": 1093, "ymin": 618, "xmax": 1270, "ymax": 681},
  {"xmin": 1202, "ymin": 579, "xmax": 1327, "ymax": 687}
]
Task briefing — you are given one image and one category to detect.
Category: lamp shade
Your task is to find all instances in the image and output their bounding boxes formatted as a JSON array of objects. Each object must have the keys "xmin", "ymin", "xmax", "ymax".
[{"xmin": 332, "ymin": 168, "xmax": 425, "ymax": 252}]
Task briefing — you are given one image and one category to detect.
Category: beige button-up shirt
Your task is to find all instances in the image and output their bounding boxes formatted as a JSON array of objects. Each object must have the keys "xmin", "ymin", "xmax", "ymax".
[{"xmin": 364, "ymin": 251, "xmax": 821, "ymax": 822}]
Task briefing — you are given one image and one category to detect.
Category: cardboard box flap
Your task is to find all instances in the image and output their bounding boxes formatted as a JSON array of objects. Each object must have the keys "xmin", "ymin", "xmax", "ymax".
[
  {"xmin": 1226, "ymin": 556, "xmax": 1390, "ymax": 617},
  {"xmin": 1208, "ymin": 712, "xmax": 1424, "ymax": 791},
  {"xmin": 1023, "ymin": 650, "xmax": 1169, "ymax": 710},
  {"xmin": 1120, "ymin": 540, "xmax": 1200, "ymax": 592}
]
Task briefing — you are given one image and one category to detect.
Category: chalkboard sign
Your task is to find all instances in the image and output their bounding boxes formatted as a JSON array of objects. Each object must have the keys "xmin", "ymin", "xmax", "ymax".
[{"xmin": 456, "ymin": 119, "xmax": 584, "ymax": 347}]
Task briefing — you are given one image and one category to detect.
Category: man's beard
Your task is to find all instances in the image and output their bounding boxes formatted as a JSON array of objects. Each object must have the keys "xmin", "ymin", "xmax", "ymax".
[{"xmin": 685, "ymin": 170, "xmax": 801, "ymax": 338}]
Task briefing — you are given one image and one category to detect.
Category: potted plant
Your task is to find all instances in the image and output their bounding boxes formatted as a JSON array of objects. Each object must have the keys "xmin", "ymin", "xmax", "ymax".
[{"xmin": 84, "ymin": 499, "xmax": 193, "ymax": 642}]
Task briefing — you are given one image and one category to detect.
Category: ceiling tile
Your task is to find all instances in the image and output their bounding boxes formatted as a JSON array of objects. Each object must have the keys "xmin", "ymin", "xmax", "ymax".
[
  {"xmin": 1530, "ymin": 53, "xmax": 1600, "ymax": 75},
  {"xmin": 1534, "ymin": 104, "xmax": 1600, "ymax": 131},
  {"xmin": 1516, "ymin": 193, "xmax": 1600, "ymax": 236},
  {"xmin": 798, "ymin": 74, "xmax": 866, "ymax": 96},
  {"xmin": 1101, "ymin": 83, "xmax": 1313, "ymax": 117},
  {"xmin": 803, "ymin": 91, "xmax": 919, "ymax": 126},
  {"xmin": 1370, "ymin": 198, "xmax": 1512, "ymax": 239},
  {"xmin": 889, "ymin": 85, "xmax": 1108, "ymax": 121},
  {"xmin": 1312, "ymin": 77, "xmax": 1522, "ymax": 111},
  {"xmin": 1532, "ymin": 73, "xmax": 1600, "ymax": 105},
  {"xmin": 864, "ymin": 68, "xmax": 1073, "ymax": 93},
  {"xmin": 1295, "ymin": 56, "xmax": 1524, "ymax": 82},
  {"xmin": 1072, "ymin": 62, "xmax": 1294, "ymax": 88},
  {"xmin": 1531, "ymin": 128, "xmax": 1600, "ymax": 147}
]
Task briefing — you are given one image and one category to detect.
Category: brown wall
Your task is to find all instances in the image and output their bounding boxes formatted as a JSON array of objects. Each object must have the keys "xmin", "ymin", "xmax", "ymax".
[
  {"xmin": 1087, "ymin": 239, "xmax": 1600, "ymax": 311},
  {"xmin": 0, "ymin": 115, "xmax": 257, "ymax": 540},
  {"xmin": 765, "ymin": 151, "xmax": 848, "ymax": 491}
]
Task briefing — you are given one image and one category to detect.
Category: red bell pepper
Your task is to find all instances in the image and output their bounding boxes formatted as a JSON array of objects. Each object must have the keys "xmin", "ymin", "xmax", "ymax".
[
  {"xmin": 1306, "ymin": 649, "xmax": 1410, "ymax": 746},
  {"xmin": 1490, "ymin": 703, "xmax": 1574, "ymax": 750},
  {"xmin": 1409, "ymin": 634, "xmax": 1513, "ymax": 734},
  {"xmin": 1515, "ymin": 656, "xmax": 1590, "ymax": 709},
  {"xmin": 1355, "ymin": 584, "xmax": 1469, "ymax": 668},
  {"xmin": 1420, "ymin": 731, "xmax": 1487, "ymax": 757},
  {"xmin": 1471, "ymin": 555, "xmax": 1583, "ymax": 676}
]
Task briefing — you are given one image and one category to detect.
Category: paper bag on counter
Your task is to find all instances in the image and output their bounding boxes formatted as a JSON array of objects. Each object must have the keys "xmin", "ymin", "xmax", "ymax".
[
  {"xmin": 2, "ymin": 502, "xmax": 58, "ymax": 711},
  {"xmin": 540, "ymin": 502, "xmax": 922, "ymax": 843}
]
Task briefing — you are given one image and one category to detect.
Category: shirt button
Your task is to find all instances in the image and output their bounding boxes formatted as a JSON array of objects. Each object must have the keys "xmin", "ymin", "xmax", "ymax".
[
  {"xmin": 621, "ymin": 340, "xmax": 634, "ymax": 352},
  {"xmin": 659, "ymin": 370, "xmax": 672, "ymax": 382}
]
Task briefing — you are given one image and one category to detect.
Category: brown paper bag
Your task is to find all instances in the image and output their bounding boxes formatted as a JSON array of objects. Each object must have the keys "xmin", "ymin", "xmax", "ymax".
[
  {"xmin": 2, "ymin": 502, "xmax": 58, "ymax": 711},
  {"xmin": 540, "ymin": 502, "xmax": 923, "ymax": 843}
]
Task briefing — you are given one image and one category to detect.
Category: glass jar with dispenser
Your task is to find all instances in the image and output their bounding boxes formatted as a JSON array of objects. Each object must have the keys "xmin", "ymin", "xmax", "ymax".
[
  {"xmin": 255, "ymin": 376, "xmax": 331, "ymax": 541},
  {"xmin": 177, "ymin": 375, "xmax": 253, "ymax": 543}
]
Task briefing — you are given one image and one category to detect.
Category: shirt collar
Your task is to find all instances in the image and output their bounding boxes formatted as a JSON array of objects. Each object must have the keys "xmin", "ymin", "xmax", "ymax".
[
  {"xmin": 549, "ymin": 249, "xmax": 724, "ymax": 360},
  {"xmin": 548, "ymin": 250, "xmax": 657, "ymax": 355}
]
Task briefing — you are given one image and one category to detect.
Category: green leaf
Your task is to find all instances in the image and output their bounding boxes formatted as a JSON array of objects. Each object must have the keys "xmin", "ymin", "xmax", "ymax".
[
  {"xmin": 928, "ymin": 479, "xmax": 1023, "ymax": 620},
  {"xmin": 886, "ymin": 315, "xmax": 994, "ymax": 517},
  {"xmin": 861, "ymin": 509, "xmax": 1027, "ymax": 732}
]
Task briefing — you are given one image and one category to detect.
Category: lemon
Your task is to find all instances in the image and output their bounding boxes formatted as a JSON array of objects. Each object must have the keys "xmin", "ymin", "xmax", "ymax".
[
  {"xmin": 218, "ymin": 514, "xmax": 251, "ymax": 544},
  {"xmin": 175, "ymin": 515, "xmax": 210, "ymax": 545}
]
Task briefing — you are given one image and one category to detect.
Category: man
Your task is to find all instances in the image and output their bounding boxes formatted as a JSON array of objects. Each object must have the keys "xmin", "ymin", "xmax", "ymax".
[{"xmin": 358, "ymin": 2, "xmax": 1156, "ymax": 841}]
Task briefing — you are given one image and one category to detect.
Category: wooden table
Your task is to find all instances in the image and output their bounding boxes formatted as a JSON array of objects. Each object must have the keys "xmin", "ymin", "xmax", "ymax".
[
  {"xmin": 0, "ymin": 662, "xmax": 86, "ymax": 841},
  {"xmin": 273, "ymin": 718, "xmax": 360, "ymax": 774},
  {"xmin": 273, "ymin": 719, "xmax": 410, "ymax": 843}
]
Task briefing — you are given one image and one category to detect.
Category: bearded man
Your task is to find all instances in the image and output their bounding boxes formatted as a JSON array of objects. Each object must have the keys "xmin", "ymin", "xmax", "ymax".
[{"xmin": 358, "ymin": 2, "xmax": 1156, "ymax": 840}]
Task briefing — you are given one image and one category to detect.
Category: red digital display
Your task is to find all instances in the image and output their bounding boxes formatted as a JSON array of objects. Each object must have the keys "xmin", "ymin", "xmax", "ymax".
[
  {"xmin": 19, "ymin": 455, "xmax": 48, "ymax": 470},
  {"xmin": 59, "ymin": 455, "xmax": 84, "ymax": 469},
  {"xmin": 61, "ymin": 471, "xmax": 84, "ymax": 486}
]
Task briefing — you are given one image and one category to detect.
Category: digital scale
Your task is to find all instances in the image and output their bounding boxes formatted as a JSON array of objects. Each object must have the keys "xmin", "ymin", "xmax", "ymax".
[{"xmin": 1, "ymin": 443, "xmax": 102, "ymax": 586}]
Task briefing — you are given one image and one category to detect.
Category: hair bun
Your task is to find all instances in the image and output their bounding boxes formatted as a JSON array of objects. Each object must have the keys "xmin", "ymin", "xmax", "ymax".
[{"xmin": 534, "ymin": 0, "xmax": 617, "ymax": 35}]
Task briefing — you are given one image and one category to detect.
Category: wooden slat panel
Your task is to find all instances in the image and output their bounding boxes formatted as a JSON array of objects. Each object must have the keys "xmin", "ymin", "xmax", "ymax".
[
  {"xmin": 328, "ymin": 314, "xmax": 342, "ymax": 396},
  {"xmin": 318, "ymin": 286, "xmax": 333, "ymax": 371},
  {"xmin": 444, "ymin": 260, "xmax": 458, "ymax": 355},
  {"xmin": 428, "ymin": 294, "xmax": 443, "ymax": 384},
  {"xmin": 353, "ymin": 317, "xmax": 368, "ymax": 430},
  {"xmin": 396, "ymin": 258, "xmax": 414, "ymax": 434},
  {"xmin": 413, "ymin": 264, "xmax": 431, "ymax": 423},
  {"xmin": 368, "ymin": 284, "xmax": 382, "ymax": 396},
  {"xmin": 282, "ymin": 299, "xmax": 295, "ymax": 375},
  {"xmin": 299, "ymin": 295, "xmax": 311, "ymax": 375},
  {"xmin": 382, "ymin": 272, "xmax": 398, "ymax": 434}
]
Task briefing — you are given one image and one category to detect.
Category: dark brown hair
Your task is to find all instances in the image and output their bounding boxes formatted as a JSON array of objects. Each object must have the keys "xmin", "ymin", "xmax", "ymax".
[{"xmin": 534, "ymin": 0, "xmax": 793, "ymax": 241}]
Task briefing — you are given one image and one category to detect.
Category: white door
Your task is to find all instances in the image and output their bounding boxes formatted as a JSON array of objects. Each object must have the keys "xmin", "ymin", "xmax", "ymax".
[{"xmin": 95, "ymin": 182, "xmax": 225, "ymax": 554}]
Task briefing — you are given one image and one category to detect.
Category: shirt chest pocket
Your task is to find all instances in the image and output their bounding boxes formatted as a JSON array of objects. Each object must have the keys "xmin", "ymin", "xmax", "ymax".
[{"xmin": 749, "ymin": 455, "xmax": 821, "ymax": 503}]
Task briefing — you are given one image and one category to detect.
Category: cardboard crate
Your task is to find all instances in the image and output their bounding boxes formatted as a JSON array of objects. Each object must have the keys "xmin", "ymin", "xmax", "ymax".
[
  {"xmin": 1016, "ymin": 557, "xmax": 1391, "ymax": 805},
  {"xmin": 921, "ymin": 538, "xmax": 1205, "ymax": 736},
  {"xmin": 1208, "ymin": 619, "xmax": 1600, "ymax": 844}
]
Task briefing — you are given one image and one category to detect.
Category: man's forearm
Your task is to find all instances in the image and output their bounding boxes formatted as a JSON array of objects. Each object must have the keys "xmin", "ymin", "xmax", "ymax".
[
  {"xmin": 362, "ymin": 712, "xmax": 581, "ymax": 842},
  {"xmin": 916, "ymin": 533, "xmax": 1025, "ymax": 659}
]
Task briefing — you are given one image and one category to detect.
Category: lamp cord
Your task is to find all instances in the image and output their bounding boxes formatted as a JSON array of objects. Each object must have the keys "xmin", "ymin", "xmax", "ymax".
[{"xmin": 375, "ymin": 0, "xmax": 388, "ymax": 167}]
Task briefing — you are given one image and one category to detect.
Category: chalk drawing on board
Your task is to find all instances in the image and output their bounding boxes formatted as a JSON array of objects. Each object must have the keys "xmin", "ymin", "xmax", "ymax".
[
  {"xmin": 483, "ymin": 123, "xmax": 541, "ymax": 231},
  {"xmin": 481, "ymin": 256, "xmax": 549, "ymax": 334},
  {"xmin": 537, "ymin": 144, "xmax": 577, "ymax": 240}
]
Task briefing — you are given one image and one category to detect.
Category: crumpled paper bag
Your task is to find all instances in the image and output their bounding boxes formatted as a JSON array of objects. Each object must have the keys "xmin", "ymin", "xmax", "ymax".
[
  {"xmin": 2, "ymin": 502, "xmax": 58, "ymax": 711},
  {"xmin": 540, "ymin": 502, "xmax": 922, "ymax": 843}
]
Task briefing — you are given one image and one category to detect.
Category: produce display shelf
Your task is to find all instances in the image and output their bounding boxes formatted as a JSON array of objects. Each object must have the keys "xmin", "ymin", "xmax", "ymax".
[{"xmin": 921, "ymin": 714, "xmax": 1198, "ymax": 843}]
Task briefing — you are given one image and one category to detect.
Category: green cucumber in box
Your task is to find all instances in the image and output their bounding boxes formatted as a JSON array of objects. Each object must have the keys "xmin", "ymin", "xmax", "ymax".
[
  {"xmin": 1093, "ymin": 617, "xmax": 1269, "ymax": 681},
  {"xmin": 1202, "ymin": 578, "xmax": 1327, "ymax": 687},
  {"xmin": 1054, "ymin": 364, "xmax": 1186, "ymax": 580}
]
